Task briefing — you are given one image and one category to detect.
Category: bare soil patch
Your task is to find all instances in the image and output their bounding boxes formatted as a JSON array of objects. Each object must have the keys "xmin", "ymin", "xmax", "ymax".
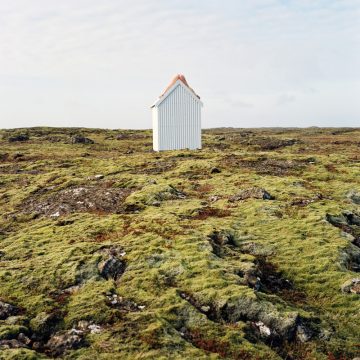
[
  {"xmin": 21, "ymin": 185, "xmax": 133, "ymax": 217},
  {"xmin": 221, "ymin": 155, "xmax": 309, "ymax": 176}
]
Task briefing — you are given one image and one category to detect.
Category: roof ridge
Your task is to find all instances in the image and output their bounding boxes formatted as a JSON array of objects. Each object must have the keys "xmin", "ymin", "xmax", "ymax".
[{"xmin": 159, "ymin": 74, "xmax": 200, "ymax": 99}]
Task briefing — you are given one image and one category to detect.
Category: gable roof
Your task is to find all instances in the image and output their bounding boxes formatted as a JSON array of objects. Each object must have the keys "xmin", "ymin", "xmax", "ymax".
[{"xmin": 151, "ymin": 74, "xmax": 202, "ymax": 108}]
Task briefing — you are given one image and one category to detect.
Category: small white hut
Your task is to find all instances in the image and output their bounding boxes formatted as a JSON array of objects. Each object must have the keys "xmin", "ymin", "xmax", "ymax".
[{"xmin": 151, "ymin": 74, "xmax": 203, "ymax": 151}]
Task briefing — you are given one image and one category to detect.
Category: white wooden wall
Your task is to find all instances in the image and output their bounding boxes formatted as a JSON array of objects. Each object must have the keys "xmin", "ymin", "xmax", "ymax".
[{"xmin": 152, "ymin": 83, "xmax": 201, "ymax": 151}]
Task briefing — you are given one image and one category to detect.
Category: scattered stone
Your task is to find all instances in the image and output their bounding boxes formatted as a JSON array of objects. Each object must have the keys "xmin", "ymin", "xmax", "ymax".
[
  {"xmin": 71, "ymin": 135, "xmax": 94, "ymax": 144},
  {"xmin": 347, "ymin": 190, "xmax": 360, "ymax": 205},
  {"xmin": 62, "ymin": 285, "xmax": 81, "ymax": 295},
  {"xmin": 239, "ymin": 242, "xmax": 273, "ymax": 257},
  {"xmin": 200, "ymin": 305, "xmax": 210, "ymax": 313},
  {"xmin": 208, "ymin": 230, "xmax": 235, "ymax": 251},
  {"xmin": 296, "ymin": 323, "xmax": 313, "ymax": 342},
  {"xmin": 50, "ymin": 211, "xmax": 60, "ymax": 218},
  {"xmin": 5, "ymin": 315, "xmax": 28, "ymax": 326},
  {"xmin": 167, "ymin": 185, "xmax": 187, "ymax": 199},
  {"xmin": 341, "ymin": 278, "xmax": 360, "ymax": 294},
  {"xmin": 46, "ymin": 331, "xmax": 86, "ymax": 356},
  {"xmin": 8, "ymin": 134, "xmax": 29, "ymax": 142},
  {"xmin": 30, "ymin": 312, "xmax": 61, "ymax": 340},
  {"xmin": 291, "ymin": 198, "xmax": 314, "ymax": 207},
  {"xmin": 87, "ymin": 174, "xmax": 104, "ymax": 180},
  {"xmin": 144, "ymin": 185, "xmax": 187, "ymax": 205},
  {"xmin": 18, "ymin": 333, "xmax": 31, "ymax": 346},
  {"xmin": 0, "ymin": 339, "xmax": 27, "ymax": 349},
  {"xmin": 251, "ymin": 137, "xmax": 297, "ymax": 151},
  {"xmin": 244, "ymin": 269, "xmax": 262, "ymax": 291},
  {"xmin": 0, "ymin": 300, "xmax": 18, "ymax": 320},
  {"xmin": 76, "ymin": 321, "xmax": 90, "ymax": 331},
  {"xmin": 31, "ymin": 341, "xmax": 43, "ymax": 351},
  {"xmin": 210, "ymin": 167, "xmax": 221, "ymax": 174},
  {"xmin": 88, "ymin": 324, "xmax": 102, "ymax": 334},
  {"xmin": 339, "ymin": 244, "xmax": 360, "ymax": 272},
  {"xmin": 105, "ymin": 293, "xmax": 144, "ymax": 312},
  {"xmin": 318, "ymin": 328, "xmax": 333, "ymax": 341},
  {"xmin": 327, "ymin": 212, "xmax": 360, "ymax": 250},
  {"xmin": 209, "ymin": 195, "xmax": 221, "ymax": 202},
  {"xmin": 254, "ymin": 321, "xmax": 271, "ymax": 337},
  {"xmin": 326, "ymin": 212, "xmax": 359, "ymax": 230},
  {"xmin": 55, "ymin": 219, "xmax": 75, "ymax": 226},
  {"xmin": 152, "ymin": 201, "xmax": 161, "ymax": 207},
  {"xmin": 254, "ymin": 257, "xmax": 293, "ymax": 294},
  {"xmin": 13, "ymin": 153, "xmax": 25, "ymax": 160},
  {"xmin": 98, "ymin": 256, "xmax": 126, "ymax": 281},
  {"xmin": 229, "ymin": 187, "xmax": 274, "ymax": 202}
]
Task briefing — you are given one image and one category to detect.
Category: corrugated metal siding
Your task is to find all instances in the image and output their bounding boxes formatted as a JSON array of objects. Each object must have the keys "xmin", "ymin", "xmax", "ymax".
[{"xmin": 154, "ymin": 84, "xmax": 201, "ymax": 151}]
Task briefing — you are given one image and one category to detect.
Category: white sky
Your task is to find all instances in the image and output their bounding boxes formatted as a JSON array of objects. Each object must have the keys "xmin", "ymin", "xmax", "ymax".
[{"xmin": 0, "ymin": 0, "xmax": 359, "ymax": 129}]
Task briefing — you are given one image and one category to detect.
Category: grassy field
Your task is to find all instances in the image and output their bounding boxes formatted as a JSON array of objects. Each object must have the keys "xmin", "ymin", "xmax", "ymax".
[{"xmin": 0, "ymin": 127, "xmax": 359, "ymax": 360}]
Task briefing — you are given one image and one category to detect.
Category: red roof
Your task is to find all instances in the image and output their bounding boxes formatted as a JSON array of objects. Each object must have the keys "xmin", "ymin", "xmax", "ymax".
[{"xmin": 160, "ymin": 74, "xmax": 200, "ymax": 99}]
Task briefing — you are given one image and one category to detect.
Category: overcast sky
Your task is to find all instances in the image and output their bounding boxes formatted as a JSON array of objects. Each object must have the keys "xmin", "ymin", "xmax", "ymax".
[{"xmin": 0, "ymin": 0, "xmax": 359, "ymax": 129}]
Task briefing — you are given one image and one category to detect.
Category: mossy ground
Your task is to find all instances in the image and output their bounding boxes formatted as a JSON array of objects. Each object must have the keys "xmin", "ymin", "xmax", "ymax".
[{"xmin": 0, "ymin": 127, "xmax": 359, "ymax": 359}]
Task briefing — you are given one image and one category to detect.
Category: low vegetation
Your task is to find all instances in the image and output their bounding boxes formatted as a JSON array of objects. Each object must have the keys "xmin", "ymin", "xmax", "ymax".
[{"xmin": 0, "ymin": 126, "xmax": 359, "ymax": 359}]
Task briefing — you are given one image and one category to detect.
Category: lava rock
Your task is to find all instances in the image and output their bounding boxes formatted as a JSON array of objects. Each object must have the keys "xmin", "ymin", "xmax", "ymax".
[
  {"xmin": 167, "ymin": 185, "xmax": 187, "ymax": 199},
  {"xmin": 8, "ymin": 134, "xmax": 29, "ymax": 142},
  {"xmin": 17, "ymin": 333, "xmax": 31, "ymax": 346},
  {"xmin": 98, "ymin": 256, "xmax": 126, "ymax": 280},
  {"xmin": 244, "ymin": 269, "xmax": 262, "ymax": 291},
  {"xmin": 0, "ymin": 301, "xmax": 18, "ymax": 320},
  {"xmin": 209, "ymin": 195, "xmax": 221, "ymax": 202},
  {"xmin": 29, "ymin": 312, "xmax": 61, "ymax": 340},
  {"xmin": 71, "ymin": 135, "xmax": 94, "ymax": 144},
  {"xmin": 87, "ymin": 174, "xmax": 104, "ymax": 180},
  {"xmin": 347, "ymin": 190, "xmax": 360, "ymax": 205},
  {"xmin": 229, "ymin": 187, "xmax": 274, "ymax": 202},
  {"xmin": 5, "ymin": 315, "xmax": 29, "ymax": 326},
  {"xmin": 296, "ymin": 323, "xmax": 313, "ymax": 342},
  {"xmin": 0, "ymin": 339, "xmax": 27, "ymax": 349},
  {"xmin": 210, "ymin": 167, "xmax": 221, "ymax": 174},
  {"xmin": 341, "ymin": 278, "xmax": 360, "ymax": 294},
  {"xmin": 46, "ymin": 331, "xmax": 86, "ymax": 356},
  {"xmin": 253, "ymin": 321, "xmax": 271, "ymax": 338}
]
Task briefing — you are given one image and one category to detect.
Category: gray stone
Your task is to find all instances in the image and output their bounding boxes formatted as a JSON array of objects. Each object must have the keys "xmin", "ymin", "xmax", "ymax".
[
  {"xmin": 18, "ymin": 333, "xmax": 31, "ymax": 346},
  {"xmin": 46, "ymin": 331, "xmax": 85, "ymax": 356},
  {"xmin": 296, "ymin": 324, "xmax": 313, "ymax": 342},
  {"xmin": 0, "ymin": 301, "xmax": 17, "ymax": 320},
  {"xmin": 71, "ymin": 135, "xmax": 94, "ymax": 144},
  {"xmin": 30, "ymin": 312, "xmax": 61, "ymax": 339},
  {"xmin": 347, "ymin": 190, "xmax": 360, "ymax": 205},
  {"xmin": 0, "ymin": 339, "xmax": 27, "ymax": 349},
  {"xmin": 5, "ymin": 315, "xmax": 29, "ymax": 326},
  {"xmin": 341, "ymin": 278, "xmax": 360, "ymax": 294},
  {"xmin": 229, "ymin": 187, "xmax": 274, "ymax": 202},
  {"xmin": 98, "ymin": 256, "xmax": 126, "ymax": 280}
]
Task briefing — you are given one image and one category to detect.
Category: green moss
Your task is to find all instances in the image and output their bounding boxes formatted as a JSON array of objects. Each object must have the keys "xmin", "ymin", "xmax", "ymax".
[{"xmin": 0, "ymin": 127, "xmax": 359, "ymax": 359}]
